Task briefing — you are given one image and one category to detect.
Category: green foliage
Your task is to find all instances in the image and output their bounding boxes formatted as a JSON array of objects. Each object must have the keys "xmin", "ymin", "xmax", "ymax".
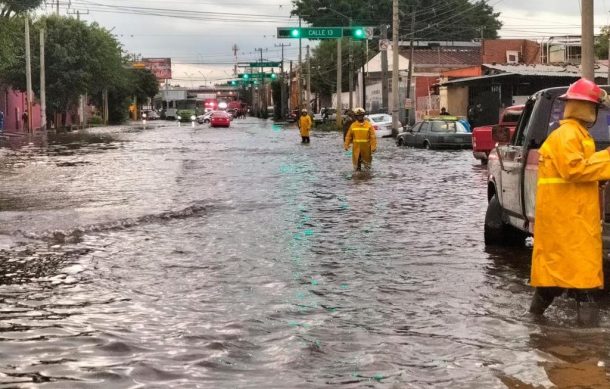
[
  {"xmin": 595, "ymin": 26, "xmax": 610, "ymax": 60},
  {"xmin": 310, "ymin": 39, "xmax": 369, "ymax": 100},
  {"xmin": 88, "ymin": 115, "xmax": 103, "ymax": 125},
  {"xmin": 131, "ymin": 68, "xmax": 160, "ymax": 103},
  {"xmin": 0, "ymin": 0, "xmax": 42, "ymax": 18},
  {"xmin": 0, "ymin": 15, "xmax": 159, "ymax": 124},
  {"xmin": 291, "ymin": 0, "xmax": 501, "ymax": 41},
  {"xmin": 0, "ymin": 16, "xmax": 22, "ymax": 77}
]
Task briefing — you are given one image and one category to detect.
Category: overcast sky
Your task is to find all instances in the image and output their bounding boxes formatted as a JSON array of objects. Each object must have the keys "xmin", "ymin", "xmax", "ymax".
[{"xmin": 41, "ymin": 0, "xmax": 610, "ymax": 86}]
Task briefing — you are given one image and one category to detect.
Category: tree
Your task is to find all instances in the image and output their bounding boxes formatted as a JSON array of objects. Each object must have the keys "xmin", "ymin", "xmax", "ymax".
[
  {"xmin": 291, "ymin": 0, "xmax": 502, "ymax": 41},
  {"xmin": 0, "ymin": 0, "xmax": 42, "ymax": 19},
  {"xmin": 131, "ymin": 68, "xmax": 160, "ymax": 104},
  {"xmin": 2, "ymin": 15, "xmax": 133, "ymax": 124},
  {"xmin": 595, "ymin": 26, "xmax": 610, "ymax": 60}
]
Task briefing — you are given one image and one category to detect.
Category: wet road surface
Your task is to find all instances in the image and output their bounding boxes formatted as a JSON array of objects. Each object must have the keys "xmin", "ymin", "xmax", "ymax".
[{"xmin": 1, "ymin": 119, "xmax": 610, "ymax": 388}]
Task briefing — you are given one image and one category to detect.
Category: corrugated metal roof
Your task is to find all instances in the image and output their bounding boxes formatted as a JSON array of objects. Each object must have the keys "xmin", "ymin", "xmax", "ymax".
[
  {"xmin": 403, "ymin": 47, "xmax": 481, "ymax": 66},
  {"xmin": 483, "ymin": 63, "xmax": 610, "ymax": 78},
  {"xmin": 441, "ymin": 63, "xmax": 610, "ymax": 86}
]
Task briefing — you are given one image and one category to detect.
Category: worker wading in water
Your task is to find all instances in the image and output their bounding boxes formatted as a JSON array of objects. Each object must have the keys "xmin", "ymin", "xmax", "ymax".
[
  {"xmin": 298, "ymin": 109, "xmax": 312, "ymax": 144},
  {"xmin": 344, "ymin": 107, "xmax": 377, "ymax": 171},
  {"xmin": 530, "ymin": 78, "xmax": 610, "ymax": 326}
]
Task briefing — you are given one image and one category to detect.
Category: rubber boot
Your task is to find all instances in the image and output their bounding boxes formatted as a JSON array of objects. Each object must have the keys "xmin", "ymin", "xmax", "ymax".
[
  {"xmin": 529, "ymin": 292, "xmax": 552, "ymax": 315},
  {"xmin": 577, "ymin": 301, "xmax": 600, "ymax": 327}
]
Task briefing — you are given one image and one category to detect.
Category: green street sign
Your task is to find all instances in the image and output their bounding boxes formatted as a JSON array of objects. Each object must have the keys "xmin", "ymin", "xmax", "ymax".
[
  {"xmin": 302, "ymin": 27, "xmax": 342, "ymax": 39},
  {"xmin": 249, "ymin": 62, "xmax": 281, "ymax": 67},
  {"xmin": 238, "ymin": 72, "xmax": 278, "ymax": 79},
  {"xmin": 277, "ymin": 27, "xmax": 366, "ymax": 40}
]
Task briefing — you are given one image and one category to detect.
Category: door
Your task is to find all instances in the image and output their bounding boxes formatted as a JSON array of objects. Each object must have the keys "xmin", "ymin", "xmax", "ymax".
[{"xmin": 497, "ymin": 99, "xmax": 534, "ymax": 222}]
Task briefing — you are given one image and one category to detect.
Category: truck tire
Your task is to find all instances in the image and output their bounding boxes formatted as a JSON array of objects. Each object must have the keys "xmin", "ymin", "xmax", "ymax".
[{"xmin": 484, "ymin": 194, "xmax": 527, "ymax": 246}]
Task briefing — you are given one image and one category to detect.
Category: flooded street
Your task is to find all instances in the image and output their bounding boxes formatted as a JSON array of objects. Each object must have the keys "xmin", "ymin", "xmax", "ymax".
[{"xmin": 1, "ymin": 118, "xmax": 610, "ymax": 388}]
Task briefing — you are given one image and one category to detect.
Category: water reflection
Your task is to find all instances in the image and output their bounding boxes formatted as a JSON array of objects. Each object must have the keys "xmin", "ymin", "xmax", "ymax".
[{"xmin": 1, "ymin": 121, "xmax": 610, "ymax": 387}]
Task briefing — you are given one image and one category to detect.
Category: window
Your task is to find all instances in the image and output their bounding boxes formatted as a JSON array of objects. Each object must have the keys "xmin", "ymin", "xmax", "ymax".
[
  {"xmin": 431, "ymin": 121, "xmax": 457, "ymax": 133},
  {"xmin": 420, "ymin": 122, "xmax": 431, "ymax": 133},
  {"xmin": 506, "ymin": 50, "xmax": 519, "ymax": 64},
  {"xmin": 411, "ymin": 122, "xmax": 423, "ymax": 132},
  {"xmin": 547, "ymin": 98, "xmax": 610, "ymax": 147}
]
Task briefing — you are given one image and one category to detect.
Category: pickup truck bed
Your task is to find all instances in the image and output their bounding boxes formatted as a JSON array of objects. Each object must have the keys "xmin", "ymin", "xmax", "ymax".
[{"xmin": 472, "ymin": 105, "xmax": 523, "ymax": 163}]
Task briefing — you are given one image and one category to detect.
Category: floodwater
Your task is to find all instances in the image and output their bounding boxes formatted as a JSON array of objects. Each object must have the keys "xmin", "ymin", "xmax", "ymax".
[{"xmin": 0, "ymin": 119, "xmax": 609, "ymax": 388}]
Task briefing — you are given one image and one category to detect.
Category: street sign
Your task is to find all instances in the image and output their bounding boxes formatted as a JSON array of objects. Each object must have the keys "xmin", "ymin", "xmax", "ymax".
[
  {"xmin": 277, "ymin": 27, "xmax": 367, "ymax": 40},
  {"xmin": 249, "ymin": 62, "xmax": 281, "ymax": 67},
  {"xmin": 302, "ymin": 27, "xmax": 342, "ymax": 39},
  {"xmin": 238, "ymin": 72, "xmax": 278, "ymax": 79}
]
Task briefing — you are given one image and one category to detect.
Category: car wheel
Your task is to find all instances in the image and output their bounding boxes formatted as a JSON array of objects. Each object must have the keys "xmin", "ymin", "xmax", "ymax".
[
  {"xmin": 424, "ymin": 141, "xmax": 432, "ymax": 150},
  {"xmin": 397, "ymin": 138, "xmax": 404, "ymax": 146},
  {"xmin": 484, "ymin": 194, "xmax": 528, "ymax": 246}
]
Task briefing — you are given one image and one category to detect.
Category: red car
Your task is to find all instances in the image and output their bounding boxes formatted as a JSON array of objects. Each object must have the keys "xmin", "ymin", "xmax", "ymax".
[{"xmin": 209, "ymin": 111, "xmax": 231, "ymax": 128}]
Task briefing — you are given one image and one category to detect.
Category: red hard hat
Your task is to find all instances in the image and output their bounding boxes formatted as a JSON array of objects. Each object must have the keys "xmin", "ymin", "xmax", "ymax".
[{"xmin": 559, "ymin": 78, "xmax": 604, "ymax": 104}]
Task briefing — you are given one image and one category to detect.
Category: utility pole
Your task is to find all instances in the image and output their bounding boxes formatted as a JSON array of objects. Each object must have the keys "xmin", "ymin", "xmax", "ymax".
[
  {"xmin": 289, "ymin": 60, "xmax": 293, "ymax": 113},
  {"xmin": 232, "ymin": 44, "xmax": 239, "ymax": 76},
  {"xmin": 56, "ymin": 0, "xmax": 59, "ymax": 14},
  {"xmin": 298, "ymin": 16, "xmax": 303, "ymax": 109},
  {"xmin": 348, "ymin": 18, "xmax": 354, "ymax": 109},
  {"xmin": 406, "ymin": 9, "xmax": 416, "ymax": 126},
  {"xmin": 306, "ymin": 45, "xmax": 311, "ymax": 112},
  {"xmin": 276, "ymin": 43, "xmax": 290, "ymax": 119},
  {"xmin": 607, "ymin": 33, "xmax": 610, "ymax": 84},
  {"xmin": 581, "ymin": 0, "xmax": 594, "ymax": 80},
  {"xmin": 336, "ymin": 37, "xmax": 343, "ymax": 130},
  {"xmin": 25, "ymin": 17, "xmax": 33, "ymax": 132},
  {"xmin": 391, "ymin": 0, "xmax": 400, "ymax": 135},
  {"xmin": 381, "ymin": 24, "xmax": 389, "ymax": 114},
  {"xmin": 40, "ymin": 28, "xmax": 46, "ymax": 131}
]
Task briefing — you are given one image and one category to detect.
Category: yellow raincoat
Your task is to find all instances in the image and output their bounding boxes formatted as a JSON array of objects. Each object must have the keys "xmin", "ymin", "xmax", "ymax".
[
  {"xmin": 532, "ymin": 118, "xmax": 610, "ymax": 289},
  {"xmin": 344, "ymin": 119, "xmax": 377, "ymax": 170},
  {"xmin": 298, "ymin": 114, "xmax": 312, "ymax": 137}
]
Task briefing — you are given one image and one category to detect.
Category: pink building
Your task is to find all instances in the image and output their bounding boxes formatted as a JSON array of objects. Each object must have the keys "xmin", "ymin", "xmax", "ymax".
[{"xmin": 0, "ymin": 87, "xmax": 42, "ymax": 133}]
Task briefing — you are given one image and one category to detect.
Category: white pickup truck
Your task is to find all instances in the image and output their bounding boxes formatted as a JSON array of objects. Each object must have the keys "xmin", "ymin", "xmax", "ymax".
[{"xmin": 484, "ymin": 86, "xmax": 610, "ymax": 246}]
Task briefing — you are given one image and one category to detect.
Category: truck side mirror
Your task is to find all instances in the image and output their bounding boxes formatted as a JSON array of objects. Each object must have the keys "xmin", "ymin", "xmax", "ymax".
[{"xmin": 492, "ymin": 125, "xmax": 511, "ymax": 144}]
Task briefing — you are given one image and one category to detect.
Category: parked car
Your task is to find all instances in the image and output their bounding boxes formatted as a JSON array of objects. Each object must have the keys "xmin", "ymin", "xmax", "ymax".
[
  {"xmin": 472, "ymin": 105, "xmax": 524, "ymax": 164},
  {"xmin": 196, "ymin": 112, "xmax": 213, "ymax": 124},
  {"xmin": 484, "ymin": 86, "xmax": 610, "ymax": 246},
  {"xmin": 209, "ymin": 111, "xmax": 231, "ymax": 128},
  {"xmin": 396, "ymin": 116, "xmax": 471, "ymax": 149},
  {"xmin": 367, "ymin": 113, "xmax": 400, "ymax": 137},
  {"xmin": 286, "ymin": 109, "xmax": 299, "ymax": 123},
  {"xmin": 142, "ymin": 110, "xmax": 160, "ymax": 120}
]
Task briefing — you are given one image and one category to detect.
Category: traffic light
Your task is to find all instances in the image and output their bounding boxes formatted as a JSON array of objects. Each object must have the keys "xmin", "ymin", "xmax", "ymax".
[
  {"xmin": 230, "ymin": 80, "xmax": 238, "ymax": 86},
  {"xmin": 343, "ymin": 27, "xmax": 366, "ymax": 40},
  {"xmin": 238, "ymin": 73, "xmax": 250, "ymax": 79},
  {"xmin": 270, "ymin": 73, "xmax": 277, "ymax": 80},
  {"xmin": 277, "ymin": 27, "xmax": 300, "ymax": 38}
]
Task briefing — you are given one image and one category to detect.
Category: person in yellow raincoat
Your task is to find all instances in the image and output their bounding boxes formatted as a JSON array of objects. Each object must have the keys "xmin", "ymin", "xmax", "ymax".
[
  {"xmin": 530, "ymin": 78, "xmax": 610, "ymax": 325},
  {"xmin": 298, "ymin": 109, "xmax": 312, "ymax": 144},
  {"xmin": 344, "ymin": 107, "xmax": 377, "ymax": 171}
]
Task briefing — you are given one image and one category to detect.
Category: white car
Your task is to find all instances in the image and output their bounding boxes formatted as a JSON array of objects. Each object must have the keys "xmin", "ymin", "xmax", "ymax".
[
  {"xmin": 366, "ymin": 113, "xmax": 400, "ymax": 137},
  {"xmin": 196, "ymin": 112, "xmax": 213, "ymax": 124}
]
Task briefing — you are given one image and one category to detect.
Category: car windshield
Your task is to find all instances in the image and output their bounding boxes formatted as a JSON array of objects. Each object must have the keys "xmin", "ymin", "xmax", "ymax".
[{"xmin": 370, "ymin": 116, "xmax": 386, "ymax": 123}]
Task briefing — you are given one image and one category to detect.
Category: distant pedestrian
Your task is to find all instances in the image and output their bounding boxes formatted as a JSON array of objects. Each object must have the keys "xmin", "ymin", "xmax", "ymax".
[
  {"xmin": 440, "ymin": 107, "xmax": 451, "ymax": 116},
  {"xmin": 22, "ymin": 110, "xmax": 28, "ymax": 131},
  {"xmin": 298, "ymin": 109, "xmax": 312, "ymax": 143}
]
